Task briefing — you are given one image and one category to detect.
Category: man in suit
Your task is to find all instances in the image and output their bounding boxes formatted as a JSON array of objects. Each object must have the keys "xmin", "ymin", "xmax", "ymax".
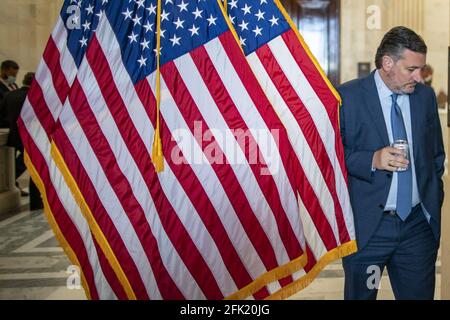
[
  {"xmin": 1, "ymin": 72, "xmax": 33, "ymax": 195},
  {"xmin": 0, "ymin": 60, "xmax": 20, "ymax": 128},
  {"xmin": 338, "ymin": 26, "xmax": 445, "ymax": 300},
  {"xmin": 1, "ymin": 72, "xmax": 43, "ymax": 210}
]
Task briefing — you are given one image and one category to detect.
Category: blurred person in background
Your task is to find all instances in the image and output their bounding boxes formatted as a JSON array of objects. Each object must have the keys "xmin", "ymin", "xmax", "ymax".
[{"xmin": 0, "ymin": 60, "xmax": 20, "ymax": 128}]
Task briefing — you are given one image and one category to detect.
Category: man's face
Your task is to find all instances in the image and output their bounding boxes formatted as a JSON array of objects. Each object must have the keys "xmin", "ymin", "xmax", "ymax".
[
  {"xmin": 384, "ymin": 49, "xmax": 426, "ymax": 94},
  {"xmin": 6, "ymin": 67, "xmax": 19, "ymax": 78},
  {"xmin": 1, "ymin": 67, "xmax": 18, "ymax": 79}
]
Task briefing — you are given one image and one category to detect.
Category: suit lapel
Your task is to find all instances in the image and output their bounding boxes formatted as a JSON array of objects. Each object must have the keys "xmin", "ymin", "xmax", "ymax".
[
  {"xmin": 409, "ymin": 88, "xmax": 422, "ymax": 161},
  {"xmin": 362, "ymin": 73, "xmax": 390, "ymax": 146}
]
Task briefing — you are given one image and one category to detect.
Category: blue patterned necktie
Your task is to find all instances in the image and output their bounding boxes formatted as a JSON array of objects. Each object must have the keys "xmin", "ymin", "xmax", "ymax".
[{"xmin": 391, "ymin": 93, "xmax": 412, "ymax": 220}]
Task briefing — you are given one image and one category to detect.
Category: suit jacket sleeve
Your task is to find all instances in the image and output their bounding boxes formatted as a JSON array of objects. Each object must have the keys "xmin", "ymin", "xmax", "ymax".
[
  {"xmin": 339, "ymin": 99, "xmax": 374, "ymax": 183},
  {"xmin": 0, "ymin": 96, "xmax": 8, "ymax": 127},
  {"xmin": 430, "ymin": 92, "xmax": 446, "ymax": 204}
]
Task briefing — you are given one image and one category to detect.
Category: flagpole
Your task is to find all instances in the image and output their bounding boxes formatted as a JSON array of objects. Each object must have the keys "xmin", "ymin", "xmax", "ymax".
[{"xmin": 152, "ymin": 0, "xmax": 164, "ymax": 172}]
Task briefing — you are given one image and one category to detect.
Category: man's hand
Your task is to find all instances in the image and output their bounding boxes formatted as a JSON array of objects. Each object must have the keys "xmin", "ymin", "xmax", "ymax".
[{"xmin": 372, "ymin": 147, "xmax": 409, "ymax": 172}]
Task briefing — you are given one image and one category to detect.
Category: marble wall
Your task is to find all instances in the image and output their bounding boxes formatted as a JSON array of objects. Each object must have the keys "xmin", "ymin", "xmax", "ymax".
[
  {"xmin": 1, "ymin": 0, "xmax": 448, "ymax": 93},
  {"xmin": 0, "ymin": 0, "xmax": 62, "ymax": 83}
]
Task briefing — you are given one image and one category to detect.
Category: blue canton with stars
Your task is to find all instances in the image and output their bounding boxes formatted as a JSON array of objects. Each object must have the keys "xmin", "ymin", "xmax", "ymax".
[
  {"xmin": 61, "ymin": 0, "xmax": 111, "ymax": 68},
  {"xmin": 62, "ymin": 0, "xmax": 230, "ymax": 84},
  {"xmin": 226, "ymin": 0, "xmax": 290, "ymax": 56},
  {"xmin": 105, "ymin": 0, "xmax": 228, "ymax": 83}
]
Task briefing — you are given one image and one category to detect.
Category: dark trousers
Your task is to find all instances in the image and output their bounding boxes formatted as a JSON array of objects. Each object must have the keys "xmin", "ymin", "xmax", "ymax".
[
  {"xmin": 343, "ymin": 205, "xmax": 438, "ymax": 300},
  {"xmin": 29, "ymin": 178, "xmax": 43, "ymax": 211},
  {"xmin": 15, "ymin": 148, "xmax": 26, "ymax": 180},
  {"xmin": 15, "ymin": 147, "xmax": 43, "ymax": 210}
]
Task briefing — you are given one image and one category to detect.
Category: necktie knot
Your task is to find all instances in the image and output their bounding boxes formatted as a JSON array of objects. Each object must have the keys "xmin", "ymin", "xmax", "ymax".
[{"xmin": 391, "ymin": 93, "xmax": 398, "ymax": 105}]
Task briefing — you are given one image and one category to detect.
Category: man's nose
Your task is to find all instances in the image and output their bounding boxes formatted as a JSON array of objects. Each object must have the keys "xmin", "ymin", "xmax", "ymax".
[{"xmin": 412, "ymin": 70, "xmax": 422, "ymax": 83}]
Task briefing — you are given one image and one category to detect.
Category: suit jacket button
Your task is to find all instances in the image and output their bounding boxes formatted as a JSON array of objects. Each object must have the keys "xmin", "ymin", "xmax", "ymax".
[
  {"xmin": 379, "ymin": 204, "xmax": 384, "ymax": 209},
  {"xmin": 387, "ymin": 174, "xmax": 392, "ymax": 179}
]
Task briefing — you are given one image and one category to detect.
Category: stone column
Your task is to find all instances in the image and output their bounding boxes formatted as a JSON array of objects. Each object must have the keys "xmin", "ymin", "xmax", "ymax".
[{"xmin": 0, "ymin": 129, "xmax": 21, "ymax": 215}]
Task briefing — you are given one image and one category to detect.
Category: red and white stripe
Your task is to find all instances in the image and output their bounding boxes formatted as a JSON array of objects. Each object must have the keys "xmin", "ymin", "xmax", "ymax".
[
  {"xmin": 47, "ymin": 14, "xmax": 309, "ymax": 299},
  {"xmin": 19, "ymin": 17, "xmax": 122, "ymax": 300},
  {"xmin": 246, "ymin": 29, "xmax": 356, "ymax": 266}
]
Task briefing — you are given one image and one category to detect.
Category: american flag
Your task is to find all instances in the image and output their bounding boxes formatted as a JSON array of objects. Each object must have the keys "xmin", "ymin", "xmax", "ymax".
[
  {"xmin": 18, "ymin": 0, "xmax": 342, "ymax": 300},
  {"xmin": 226, "ymin": 0, "xmax": 357, "ymax": 299},
  {"xmin": 18, "ymin": 0, "xmax": 119, "ymax": 299}
]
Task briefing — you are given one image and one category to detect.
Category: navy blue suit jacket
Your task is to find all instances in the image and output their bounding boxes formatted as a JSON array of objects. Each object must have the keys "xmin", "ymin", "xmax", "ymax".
[{"xmin": 338, "ymin": 72, "xmax": 445, "ymax": 250}]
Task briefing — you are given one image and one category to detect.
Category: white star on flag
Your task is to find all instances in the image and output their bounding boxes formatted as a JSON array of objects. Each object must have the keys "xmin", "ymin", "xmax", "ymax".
[
  {"xmin": 229, "ymin": 0, "xmax": 238, "ymax": 9},
  {"xmin": 82, "ymin": 21, "xmax": 91, "ymax": 31},
  {"xmin": 143, "ymin": 21, "xmax": 153, "ymax": 32},
  {"xmin": 269, "ymin": 15, "xmax": 279, "ymax": 26},
  {"xmin": 140, "ymin": 39, "xmax": 150, "ymax": 50},
  {"xmin": 85, "ymin": 4, "xmax": 94, "ymax": 15},
  {"xmin": 122, "ymin": 8, "xmax": 133, "ymax": 20},
  {"xmin": 161, "ymin": 10, "xmax": 170, "ymax": 22},
  {"xmin": 79, "ymin": 36, "xmax": 88, "ymax": 47},
  {"xmin": 132, "ymin": 15, "xmax": 142, "ymax": 26},
  {"xmin": 137, "ymin": 55, "xmax": 147, "ymax": 67},
  {"xmin": 242, "ymin": 4, "xmax": 251, "ymax": 15},
  {"xmin": 192, "ymin": 7, "xmax": 203, "ymax": 19},
  {"xmin": 189, "ymin": 24, "xmax": 200, "ymax": 36},
  {"xmin": 177, "ymin": 0, "xmax": 189, "ymax": 12},
  {"xmin": 146, "ymin": 3, "xmax": 156, "ymax": 15},
  {"xmin": 135, "ymin": 0, "xmax": 145, "ymax": 9},
  {"xmin": 255, "ymin": 10, "xmax": 265, "ymax": 21},
  {"xmin": 207, "ymin": 15, "xmax": 217, "ymax": 26},
  {"xmin": 169, "ymin": 34, "xmax": 181, "ymax": 46},
  {"xmin": 173, "ymin": 17, "xmax": 185, "ymax": 29},
  {"xmin": 128, "ymin": 32, "xmax": 138, "ymax": 43},
  {"xmin": 238, "ymin": 20, "xmax": 249, "ymax": 31},
  {"xmin": 253, "ymin": 25, "xmax": 262, "ymax": 37}
]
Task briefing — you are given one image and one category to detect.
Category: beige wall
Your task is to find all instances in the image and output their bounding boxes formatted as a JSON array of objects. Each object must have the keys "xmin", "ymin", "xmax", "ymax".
[
  {"xmin": 1, "ymin": 0, "xmax": 448, "ymax": 92},
  {"xmin": 0, "ymin": 0, "xmax": 62, "ymax": 83},
  {"xmin": 424, "ymin": 0, "xmax": 450, "ymax": 96},
  {"xmin": 441, "ymin": 2, "xmax": 450, "ymax": 301},
  {"xmin": 341, "ymin": 0, "xmax": 449, "ymax": 97}
]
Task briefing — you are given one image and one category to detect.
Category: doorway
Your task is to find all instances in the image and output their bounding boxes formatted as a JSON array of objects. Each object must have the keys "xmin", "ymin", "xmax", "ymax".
[{"xmin": 280, "ymin": 0, "xmax": 340, "ymax": 86}]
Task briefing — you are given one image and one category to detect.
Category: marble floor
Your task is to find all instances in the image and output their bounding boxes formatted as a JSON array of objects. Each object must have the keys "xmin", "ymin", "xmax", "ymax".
[
  {"xmin": 0, "ymin": 112, "xmax": 448, "ymax": 300},
  {"xmin": 289, "ymin": 252, "xmax": 442, "ymax": 300},
  {"xmin": 0, "ymin": 196, "xmax": 443, "ymax": 300},
  {"xmin": 0, "ymin": 198, "xmax": 86, "ymax": 300}
]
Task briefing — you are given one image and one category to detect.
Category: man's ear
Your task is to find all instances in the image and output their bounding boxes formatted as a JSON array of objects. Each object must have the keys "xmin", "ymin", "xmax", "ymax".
[{"xmin": 381, "ymin": 55, "xmax": 394, "ymax": 72}]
